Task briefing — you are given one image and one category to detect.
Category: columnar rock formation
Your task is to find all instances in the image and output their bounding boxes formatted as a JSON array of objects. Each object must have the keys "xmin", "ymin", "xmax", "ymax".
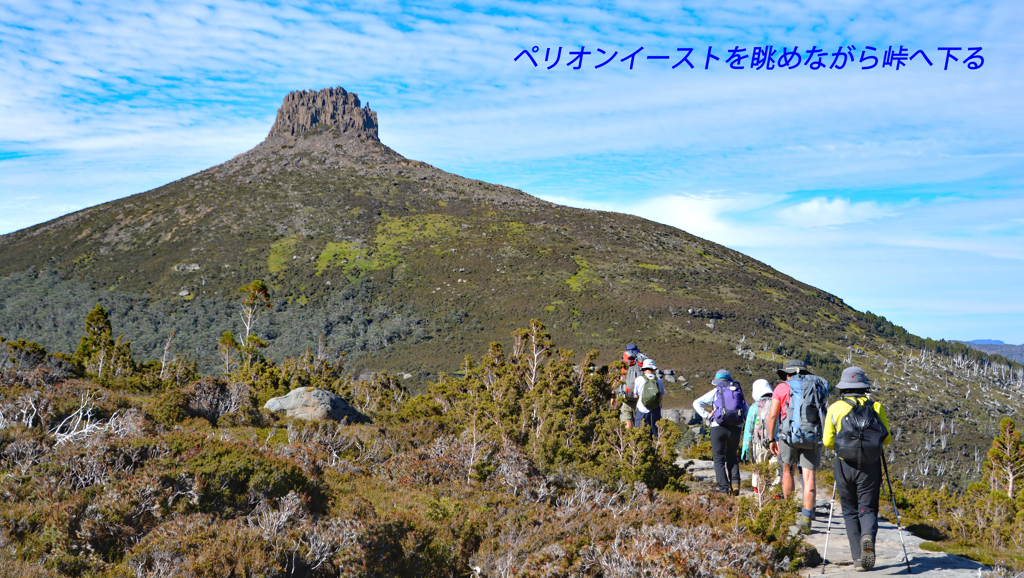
[
  {"xmin": 220, "ymin": 86, "xmax": 406, "ymax": 177},
  {"xmin": 267, "ymin": 87, "xmax": 378, "ymax": 141}
]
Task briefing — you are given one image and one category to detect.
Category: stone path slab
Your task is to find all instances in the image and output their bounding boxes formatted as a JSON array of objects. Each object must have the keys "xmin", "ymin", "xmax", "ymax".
[
  {"xmin": 679, "ymin": 458, "xmax": 989, "ymax": 576},
  {"xmin": 800, "ymin": 504, "xmax": 986, "ymax": 577}
]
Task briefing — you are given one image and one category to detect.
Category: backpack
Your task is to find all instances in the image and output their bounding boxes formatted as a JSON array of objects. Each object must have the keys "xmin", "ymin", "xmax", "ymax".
[
  {"xmin": 711, "ymin": 380, "xmax": 746, "ymax": 426},
  {"xmin": 639, "ymin": 375, "xmax": 661, "ymax": 410},
  {"xmin": 751, "ymin": 397, "xmax": 772, "ymax": 448},
  {"xmin": 616, "ymin": 353, "xmax": 647, "ymax": 401},
  {"xmin": 834, "ymin": 398, "xmax": 889, "ymax": 466},
  {"xmin": 778, "ymin": 375, "xmax": 828, "ymax": 449}
]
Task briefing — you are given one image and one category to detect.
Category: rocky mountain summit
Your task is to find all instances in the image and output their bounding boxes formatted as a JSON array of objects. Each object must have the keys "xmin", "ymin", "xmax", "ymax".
[
  {"xmin": 267, "ymin": 87, "xmax": 379, "ymax": 141},
  {"xmin": 214, "ymin": 87, "xmax": 539, "ymax": 205}
]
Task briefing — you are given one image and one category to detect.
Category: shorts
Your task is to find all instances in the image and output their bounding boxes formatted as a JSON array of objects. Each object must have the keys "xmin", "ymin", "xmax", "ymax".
[
  {"xmin": 619, "ymin": 399, "xmax": 637, "ymax": 423},
  {"xmin": 779, "ymin": 441, "xmax": 821, "ymax": 471}
]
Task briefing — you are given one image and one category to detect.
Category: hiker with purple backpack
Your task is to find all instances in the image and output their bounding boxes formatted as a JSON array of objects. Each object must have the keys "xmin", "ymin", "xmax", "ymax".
[{"xmin": 693, "ymin": 370, "xmax": 749, "ymax": 495}]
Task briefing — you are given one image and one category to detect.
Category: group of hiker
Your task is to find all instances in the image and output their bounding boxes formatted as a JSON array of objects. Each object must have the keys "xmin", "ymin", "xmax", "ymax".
[{"xmin": 612, "ymin": 346, "xmax": 894, "ymax": 572}]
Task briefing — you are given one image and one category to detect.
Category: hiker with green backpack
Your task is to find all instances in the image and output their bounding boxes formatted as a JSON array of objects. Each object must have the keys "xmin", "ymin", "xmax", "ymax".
[
  {"xmin": 693, "ymin": 370, "xmax": 749, "ymax": 495},
  {"xmin": 823, "ymin": 366, "xmax": 893, "ymax": 572},
  {"xmin": 767, "ymin": 359, "xmax": 830, "ymax": 533},
  {"xmin": 633, "ymin": 359, "xmax": 664, "ymax": 437}
]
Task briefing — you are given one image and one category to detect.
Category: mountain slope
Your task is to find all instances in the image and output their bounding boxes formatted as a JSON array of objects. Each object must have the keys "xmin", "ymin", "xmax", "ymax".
[
  {"xmin": 0, "ymin": 87, "xmax": 857, "ymax": 377},
  {"xmin": 1, "ymin": 87, "xmax": 1022, "ymax": 490},
  {"xmin": 960, "ymin": 341, "xmax": 1024, "ymax": 363}
]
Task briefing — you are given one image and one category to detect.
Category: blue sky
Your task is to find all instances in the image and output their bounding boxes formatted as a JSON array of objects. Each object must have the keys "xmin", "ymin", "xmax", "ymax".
[{"xmin": 1, "ymin": 0, "xmax": 1022, "ymax": 343}]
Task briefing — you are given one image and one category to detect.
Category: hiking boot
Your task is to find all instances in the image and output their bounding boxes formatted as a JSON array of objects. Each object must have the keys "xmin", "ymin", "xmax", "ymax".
[
  {"xmin": 860, "ymin": 534, "xmax": 875, "ymax": 570},
  {"xmin": 853, "ymin": 561, "xmax": 866, "ymax": 572},
  {"xmin": 796, "ymin": 516, "xmax": 812, "ymax": 535},
  {"xmin": 731, "ymin": 483, "xmax": 740, "ymax": 496}
]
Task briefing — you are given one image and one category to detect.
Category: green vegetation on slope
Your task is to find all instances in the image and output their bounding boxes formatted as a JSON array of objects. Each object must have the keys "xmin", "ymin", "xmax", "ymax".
[{"xmin": 0, "ymin": 321, "xmax": 806, "ymax": 578}]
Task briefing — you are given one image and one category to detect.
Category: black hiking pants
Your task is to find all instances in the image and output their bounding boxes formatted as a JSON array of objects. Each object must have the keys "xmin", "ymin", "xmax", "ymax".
[
  {"xmin": 834, "ymin": 456, "xmax": 882, "ymax": 560},
  {"xmin": 710, "ymin": 424, "xmax": 742, "ymax": 493}
]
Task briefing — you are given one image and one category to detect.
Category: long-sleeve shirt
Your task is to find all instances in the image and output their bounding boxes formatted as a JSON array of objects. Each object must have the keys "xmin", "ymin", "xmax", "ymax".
[
  {"xmin": 693, "ymin": 384, "xmax": 747, "ymax": 428},
  {"xmin": 741, "ymin": 397, "xmax": 771, "ymax": 457},
  {"xmin": 635, "ymin": 375, "xmax": 664, "ymax": 414},
  {"xmin": 823, "ymin": 395, "xmax": 894, "ymax": 449}
]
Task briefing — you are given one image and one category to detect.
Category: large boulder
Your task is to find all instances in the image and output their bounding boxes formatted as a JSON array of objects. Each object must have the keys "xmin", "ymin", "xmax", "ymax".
[
  {"xmin": 679, "ymin": 409, "xmax": 701, "ymax": 425},
  {"xmin": 661, "ymin": 409, "xmax": 682, "ymax": 424},
  {"xmin": 263, "ymin": 387, "xmax": 368, "ymax": 423},
  {"xmin": 660, "ymin": 408, "xmax": 702, "ymax": 427}
]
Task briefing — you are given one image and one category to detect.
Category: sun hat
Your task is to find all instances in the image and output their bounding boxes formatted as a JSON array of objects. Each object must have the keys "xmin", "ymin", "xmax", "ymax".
[
  {"xmin": 641, "ymin": 359, "xmax": 657, "ymax": 371},
  {"xmin": 752, "ymin": 379, "xmax": 773, "ymax": 399},
  {"xmin": 776, "ymin": 359, "xmax": 812, "ymax": 380},
  {"xmin": 837, "ymin": 366, "xmax": 872, "ymax": 390},
  {"xmin": 714, "ymin": 369, "xmax": 732, "ymax": 380}
]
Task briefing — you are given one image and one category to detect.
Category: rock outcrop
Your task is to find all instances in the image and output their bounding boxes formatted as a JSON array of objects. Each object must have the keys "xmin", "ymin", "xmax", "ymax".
[
  {"xmin": 661, "ymin": 408, "xmax": 701, "ymax": 426},
  {"xmin": 263, "ymin": 387, "xmax": 368, "ymax": 423},
  {"xmin": 267, "ymin": 87, "xmax": 378, "ymax": 141}
]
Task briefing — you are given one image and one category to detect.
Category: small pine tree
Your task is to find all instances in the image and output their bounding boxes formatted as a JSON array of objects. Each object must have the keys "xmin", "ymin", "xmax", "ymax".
[
  {"xmin": 74, "ymin": 304, "xmax": 113, "ymax": 362},
  {"xmin": 73, "ymin": 304, "xmax": 136, "ymax": 381},
  {"xmin": 986, "ymin": 417, "xmax": 1024, "ymax": 499},
  {"xmin": 218, "ymin": 330, "xmax": 237, "ymax": 374},
  {"xmin": 220, "ymin": 281, "xmax": 273, "ymax": 369}
]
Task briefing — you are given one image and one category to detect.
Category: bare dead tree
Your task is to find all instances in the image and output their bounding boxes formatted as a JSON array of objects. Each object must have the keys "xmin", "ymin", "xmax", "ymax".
[{"xmin": 159, "ymin": 330, "xmax": 176, "ymax": 380}]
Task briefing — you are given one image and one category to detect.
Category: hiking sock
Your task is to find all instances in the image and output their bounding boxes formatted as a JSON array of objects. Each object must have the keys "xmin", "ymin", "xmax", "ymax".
[{"xmin": 860, "ymin": 534, "xmax": 875, "ymax": 570}]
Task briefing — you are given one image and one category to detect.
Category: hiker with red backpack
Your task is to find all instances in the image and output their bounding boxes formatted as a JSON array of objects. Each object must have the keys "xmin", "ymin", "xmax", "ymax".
[
  {"xmin": 613, "ymin": 344, "xmax": 649, "ymax": 429},
  {"xmin": 741, "ymin": 379, "xmax": 778, "ymax": 491},
  {"xmin": 767, "ymin": 359, "xmax": 830, "ymax": 533},
  {"xmin": 693, "ymin": 370, "xmax": 749, "ymax": 495},
  {"xmin": 824, "ymin": 367, "xmax": 893, "ymax": 572}
]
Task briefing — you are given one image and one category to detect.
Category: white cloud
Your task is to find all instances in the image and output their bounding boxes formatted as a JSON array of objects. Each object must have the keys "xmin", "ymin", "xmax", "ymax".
[
  {"xmin": 784, "ymin": 196, "xmax": 892, "ymax": 227},
  {"xmin": 629, "ymin": 193, "xmax": 787, "ymax": 246}
]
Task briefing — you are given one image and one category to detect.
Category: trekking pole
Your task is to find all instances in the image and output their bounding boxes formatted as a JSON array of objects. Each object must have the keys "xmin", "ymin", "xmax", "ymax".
[
  {"xmin": 881, "ymin": 453, "xmax": 912, "ymax": 574},
  {"xmin": 821, "ymin": 479, "xmax": 837, "ymax": 574}
]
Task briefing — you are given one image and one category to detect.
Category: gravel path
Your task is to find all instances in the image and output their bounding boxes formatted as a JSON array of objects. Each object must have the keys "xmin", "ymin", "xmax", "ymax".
[
  {"xmin": 679, "ymin": 458, "xmax": 989, "ymax": 577},
  {"xmin": 802, "ymin": 513, "xmax": 986, "ymax": 577}
]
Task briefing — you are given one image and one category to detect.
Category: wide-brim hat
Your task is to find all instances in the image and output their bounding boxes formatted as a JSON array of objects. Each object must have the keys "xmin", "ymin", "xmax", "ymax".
[
  {"xmin": 752, "ymin": 379, "xmax": 772, "ymax": 399},
  {"xmin": 837, "ymin": 366, "xmax": 872, "ymax": 390},
  {"xmin": 776, "ymin": 359, "xmax": 812, "ymax": 380}
]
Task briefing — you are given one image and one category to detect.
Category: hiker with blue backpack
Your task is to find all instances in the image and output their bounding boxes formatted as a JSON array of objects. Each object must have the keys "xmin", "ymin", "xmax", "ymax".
[
  {"xmin": 633, "ymin": 358, "xmax": 664, "ymax": 437},
  {"xmin": 766, "ymin": 359, "xmax": 830, "ymax": 533},
  {"xmin": 693, "ymin": 370, "xmax": 749, "ymax": 495},
  {"xmin": 823, "ymin": 367, "xmax": 893, "ymax": 572}
]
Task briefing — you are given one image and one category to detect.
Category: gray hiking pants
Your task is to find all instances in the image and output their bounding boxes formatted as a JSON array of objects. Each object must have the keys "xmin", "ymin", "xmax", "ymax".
[
  {"xmin": 711, "ymin": 424, "xmax": 742, "ymax": 493},
  {"xmin": 834, "ymin": 456, "xmax": 882, "ymax": 560}
]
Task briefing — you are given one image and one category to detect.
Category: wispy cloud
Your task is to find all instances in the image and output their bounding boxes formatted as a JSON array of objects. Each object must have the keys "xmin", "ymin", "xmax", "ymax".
[{"xmin": 783, "ymin": 197, "xmax": 892, "ymax": 227}]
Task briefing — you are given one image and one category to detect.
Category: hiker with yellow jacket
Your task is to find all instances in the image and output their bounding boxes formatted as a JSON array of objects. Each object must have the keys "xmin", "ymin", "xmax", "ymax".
[{"xmin": 823, "ymin": 367, "xmax": 893, "ymax": 572}]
